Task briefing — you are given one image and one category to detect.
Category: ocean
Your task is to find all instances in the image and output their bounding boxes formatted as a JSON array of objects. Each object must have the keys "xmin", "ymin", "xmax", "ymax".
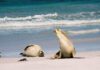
[{"xmin": 0, "ymin": 0, "xmax": 100, "ymax": 57}]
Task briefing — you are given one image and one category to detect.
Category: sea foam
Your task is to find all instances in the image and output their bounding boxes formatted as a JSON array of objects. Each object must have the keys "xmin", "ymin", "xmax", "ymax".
[
  {"xmin": 0, "ymin": 12, "xmax": 100, "ymax": 35},
  {"xmin": 69, "ymin": 29, "xmax": 100, "ymax": 35},
  {"xmin": 0, "ymin": 13, "xmax": 58, "ymax": 21},
  {"xmin": 0, "ymin": 19, "xmax": 100, "ymax": 28}
]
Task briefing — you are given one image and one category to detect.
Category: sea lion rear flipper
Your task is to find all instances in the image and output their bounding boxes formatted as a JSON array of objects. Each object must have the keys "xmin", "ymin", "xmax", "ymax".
[{"xmin": 20, "ymin": 53, "xmax": 27, "ymax": 56}]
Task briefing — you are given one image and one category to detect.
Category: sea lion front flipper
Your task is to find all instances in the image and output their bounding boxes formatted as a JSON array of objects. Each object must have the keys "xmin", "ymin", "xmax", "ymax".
[{"xmin": 54, "ymin": 50, "xmax": 62, "ymax": 59}]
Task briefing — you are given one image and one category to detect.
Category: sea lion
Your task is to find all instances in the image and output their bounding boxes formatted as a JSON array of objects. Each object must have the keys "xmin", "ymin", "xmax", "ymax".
[
  {"xmin": 20, "ymin": 44, "xmax": 44, "ymax": 57},
  {"xmin": 53, "ymin": 28, "xmax": 76, "ymax": 59}
]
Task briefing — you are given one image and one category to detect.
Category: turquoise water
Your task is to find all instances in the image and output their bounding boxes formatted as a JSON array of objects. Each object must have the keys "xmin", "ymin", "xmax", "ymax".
[{"xmin": 0, "ymin": 1, "xmax": 100, "ymax": 57}]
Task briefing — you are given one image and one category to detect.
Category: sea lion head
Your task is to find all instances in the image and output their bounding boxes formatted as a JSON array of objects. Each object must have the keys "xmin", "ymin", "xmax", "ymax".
[
  {"xmin": 54, "ymin": 28, "xmax": 61, "ymax": 33},
  {"xmin": 54, "ymin": 28, "xmax": 67, "ymax": 39}
]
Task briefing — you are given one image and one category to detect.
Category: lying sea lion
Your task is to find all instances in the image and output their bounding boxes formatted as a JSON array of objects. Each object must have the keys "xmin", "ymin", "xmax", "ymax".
[
  {"xmin": 53, "ymin": 28, "xmax": 76, "ymax": 59},
  {"xmin": 20, "ymin": 44, "xmax": 44, "ymax": 57}
]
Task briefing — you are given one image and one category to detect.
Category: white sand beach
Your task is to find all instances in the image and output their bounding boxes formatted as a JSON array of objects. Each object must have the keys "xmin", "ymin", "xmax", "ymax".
[
  {"xmin": 0, "ymin": 51, "xmax": 100, "ymax": 70},
  {"xmin": 0, "ymin": 0, "xmax": 100, "ymax": 70}
]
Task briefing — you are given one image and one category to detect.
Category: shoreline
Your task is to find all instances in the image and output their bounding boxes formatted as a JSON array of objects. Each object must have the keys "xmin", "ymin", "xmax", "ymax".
[{"xmin": 0, "ymin": 51, "xmax": 100, "ymax": 70}]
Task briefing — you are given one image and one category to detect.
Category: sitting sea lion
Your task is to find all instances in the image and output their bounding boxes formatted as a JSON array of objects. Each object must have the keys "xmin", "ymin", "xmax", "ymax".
[
  {"xmin": 53, "ymin": 28, "xmax": 76, "ymax": 59},
  {"xmin": 20, "ymin": 44, "xmax": 44, "ymax": 57}
]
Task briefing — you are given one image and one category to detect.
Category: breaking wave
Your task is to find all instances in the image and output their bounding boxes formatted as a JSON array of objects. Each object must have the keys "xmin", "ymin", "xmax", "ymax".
[
  {"xmin": 0, "ymin": 11, "xmax": 100, "ymax": 21},
  {"xmin": 69, "ymin": 29, "xmax": 100, "ymax": 35},
  {"xmin": 0, "ymin": 13, "xmax": 58, "ymax": 21},
  {"xmin": 0, "ymin": 12, "xmax": 100, "ymax": 35},
  {"xmin": 0, "ymin": 19, "xmax": 100, "ymax": 28}
]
